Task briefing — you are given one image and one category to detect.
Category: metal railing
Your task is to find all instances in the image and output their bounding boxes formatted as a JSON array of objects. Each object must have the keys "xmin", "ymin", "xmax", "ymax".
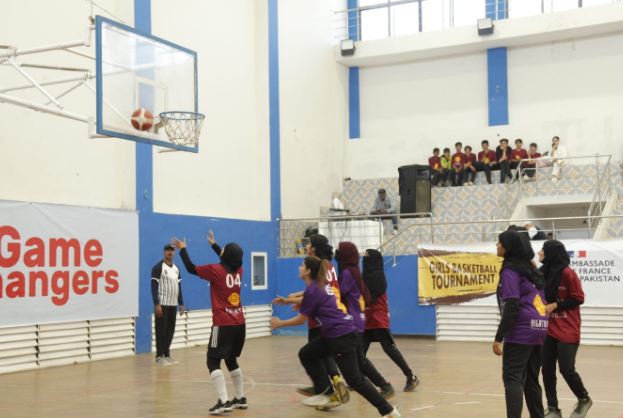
[
  {"xmin": 515, "ymin": 153, "xmax": 612, "ymax": 197},
  {"xmin": 588, "ymin": 155, "xmax": 613, "ymax": 235},
  {"xmin": 278, "ymin": 212, "xmax": 433, "ymax": 257},
  {"xmin": 279, "ymin": 212, "xmax": 623, "ymax": 258},
  {"xmin": 377, "ymin": 213, "xmax": 623, "ymax": 265},
  {"xmin": 333, "ymin": 0, "xmax": 622, "ymax": 43}
]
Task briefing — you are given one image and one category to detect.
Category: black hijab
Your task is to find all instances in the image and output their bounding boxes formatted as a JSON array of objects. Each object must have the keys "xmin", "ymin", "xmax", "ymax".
[
  {"xmin": 499, "ymin": 230, "xmax": 543, "ymax": 289},
  {"xmin": 220, "ymin": 243, "xmax": 243, "ymax": 273},
  {"xmin": 362, "ymin": 249, "xmax": 387, "ymax": 303},
  {"xmin": 539, "ymin": 240, "xmax": 570, "ymax": 303}
]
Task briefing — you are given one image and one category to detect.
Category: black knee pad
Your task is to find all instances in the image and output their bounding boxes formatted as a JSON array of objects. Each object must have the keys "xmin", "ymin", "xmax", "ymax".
[
  {"xmin": 225, "ymin": 356, "xmax": 239, "ymax": 371},
  {"xmin": 207, "ymin": 356, "xmax": 221, "ymax": 373}
]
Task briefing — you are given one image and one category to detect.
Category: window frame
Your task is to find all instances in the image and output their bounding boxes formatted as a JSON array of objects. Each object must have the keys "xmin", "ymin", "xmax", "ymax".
[{"xmin": 250, "ymin": 252, "xmax": 268, "ymax": 291}]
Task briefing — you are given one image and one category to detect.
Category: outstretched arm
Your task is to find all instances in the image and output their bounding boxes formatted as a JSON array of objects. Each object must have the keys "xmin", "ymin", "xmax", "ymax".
[
  {"xmin": 271, "ymin": 313, "xmax": 307, "ymax": 330},
  {"xmin": 207, "ymin": 230, "xmax": 222, "ymax": 256},
  {"xmin": 171, "ymin": 238, "xmax": 198, "ymax": 275}
]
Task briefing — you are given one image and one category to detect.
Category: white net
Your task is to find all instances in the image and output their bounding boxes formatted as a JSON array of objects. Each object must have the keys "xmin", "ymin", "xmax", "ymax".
[{"xmin": 159, "ymin": 111, "xmax": 205, "ymax": 148}]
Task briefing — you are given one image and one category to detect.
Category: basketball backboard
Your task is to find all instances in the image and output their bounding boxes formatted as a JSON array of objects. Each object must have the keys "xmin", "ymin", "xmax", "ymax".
[{"xmin": 95, "ymin": 16, "xmax": 199, "ymax": 152}]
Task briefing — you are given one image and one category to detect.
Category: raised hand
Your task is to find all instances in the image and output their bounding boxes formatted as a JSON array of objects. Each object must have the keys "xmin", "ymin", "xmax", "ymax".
[
  {"xmin": 207, "ymin": 230, "xmax": 216, "ymax": 245},
  {"xmin": 171, "ymin": 237, "xmax": 187, "ymax": 250}
]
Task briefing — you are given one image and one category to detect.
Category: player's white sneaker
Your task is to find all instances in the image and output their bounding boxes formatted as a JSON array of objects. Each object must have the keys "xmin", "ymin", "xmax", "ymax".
[
  {"xmin": 164, "ymin": 356, "xmax": 178, "ymax": 365},
  {"xmin": 384, "ymin": 407, "xmax": 403, "ymax": 417},
  {"xmin": 301, "ymin": 393, "xmax": 332, "ymax": 407}
]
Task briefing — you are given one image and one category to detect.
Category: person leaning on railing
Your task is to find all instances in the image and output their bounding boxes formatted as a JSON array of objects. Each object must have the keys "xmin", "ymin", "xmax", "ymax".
[{"xmin": 370, "ymin": 188, "xmax": 398, "ymax": 234}]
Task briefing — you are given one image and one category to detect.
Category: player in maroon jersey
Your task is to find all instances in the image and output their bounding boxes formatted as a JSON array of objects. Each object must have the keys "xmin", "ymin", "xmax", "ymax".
[
  {"xmin": 172, "ymin": 231, "xmax": 247, "ymax": 415},
  {"xmin": 362, "ymin": 249, "xmax": 420, "ymax": 392}
]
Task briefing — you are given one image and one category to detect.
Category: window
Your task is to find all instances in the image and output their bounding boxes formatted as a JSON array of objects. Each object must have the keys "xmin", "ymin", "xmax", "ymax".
[
  {"xmin": 251, "ymin": 252, "xmax": 268, "ymax": 290},
  {"xmin": 360, "ymin": 6, "xmax": 390, "ymax": 40},
  {"xmin": 452, "ymin": 0, "xmax": 486, "ymax": 28},
  {"xmin": 421, "ymin": 0, "xmax": 447, "ymax": 32},
  {"xmin": 550, "ymin": 0, "xmax": 580, "ymax": 12},
  {"xmin": 508, "ymin": 0, "xmax": 543, "ymax": 19},
  {"xmin": 390, "ymin": 2, "xmax": 420, "ymax": 37}
]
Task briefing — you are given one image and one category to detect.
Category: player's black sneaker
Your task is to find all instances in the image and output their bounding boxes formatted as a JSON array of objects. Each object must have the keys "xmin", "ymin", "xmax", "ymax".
[
  {"xmin": 404, "ymin": 375, "xmax": 420, "ymax": 392},
  {"xmin": 209, "ymin": 399, "xmax": 232, "ymax": 415},
  {"xmin": 230, "ymin": 397, "xmax": 248, "ymax": 410}
]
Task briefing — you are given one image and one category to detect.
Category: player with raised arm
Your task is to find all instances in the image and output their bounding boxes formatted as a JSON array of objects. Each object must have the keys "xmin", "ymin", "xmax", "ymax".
[{"xmin": 171, "ymin": 231, "xmax": 247, "ymax": 416}]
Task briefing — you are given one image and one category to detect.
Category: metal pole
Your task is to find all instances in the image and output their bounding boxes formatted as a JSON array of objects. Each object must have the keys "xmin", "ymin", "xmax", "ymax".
[
  {"xmin": 9, "ymin": 60, "xmax": 63, "ymax": 109},
  {"xmin": 0, "ymin": 92, "xmax": 88, "ymax": 123},
  {"xmin": 0, "ymin": 40, "xmax": 87, "ymax": 59}
]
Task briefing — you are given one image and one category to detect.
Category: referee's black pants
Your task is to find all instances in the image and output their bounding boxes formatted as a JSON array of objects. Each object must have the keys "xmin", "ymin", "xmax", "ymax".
[{"xmin": 155, "ymin": 305, "xmax": 177, "ymax": 358}]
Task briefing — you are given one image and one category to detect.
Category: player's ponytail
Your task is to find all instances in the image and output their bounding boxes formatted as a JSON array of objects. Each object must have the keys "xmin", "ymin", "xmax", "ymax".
[{"xmin": 304, "ymin": 256, "xmax": 328, "ymax": 289}]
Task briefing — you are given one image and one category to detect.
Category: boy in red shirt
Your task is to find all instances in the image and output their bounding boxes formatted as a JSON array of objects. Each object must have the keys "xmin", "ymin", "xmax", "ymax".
[
  {"xmin": 496, "ymin": 138, "xmax": 513, "ymax": 183},
  {"xmin": 523, "ymin": 142, "xmax": 541, "ymax": 181},
  {"xmin": 428, "ymin": 147, "xmax": 443, "ymax": 186},
  {"xmin": 476, "ymin": 140, "xmax": 497, "ymax": 184},
  {"xmin": 451, "ymin": 142, "xmax": 466, "ymax": 187},
  {"xmin": 539, "ymin": 241, "xmax": 592, "ymax": 418},
  {"xmin": 511, "ymin": 138, "xmax": 529, "ymax": 181},
  {"xmin": 463, "ymin": 145, "xmax": 477, "ymax": 186},
  {"xmin": 172, "ymin": 231, "xmax": 248, "ymax": 414}
]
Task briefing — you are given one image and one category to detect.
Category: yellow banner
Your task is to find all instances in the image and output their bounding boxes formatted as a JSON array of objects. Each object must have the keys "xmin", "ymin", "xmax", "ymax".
[{"xmin": 418, "ymin": 248, "xmax": 502, "ymax": 305}]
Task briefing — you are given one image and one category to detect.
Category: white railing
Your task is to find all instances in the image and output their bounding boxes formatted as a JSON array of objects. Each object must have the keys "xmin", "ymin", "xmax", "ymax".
[{"xmin": 333, "ymin": 0, "xmax": 622, "ymax": 42}]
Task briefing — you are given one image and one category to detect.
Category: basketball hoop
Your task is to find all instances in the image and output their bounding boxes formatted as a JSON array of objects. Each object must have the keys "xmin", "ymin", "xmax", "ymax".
[{"xmin": 159, "ymin": 111, "xmax": 205, "ymax": 148}]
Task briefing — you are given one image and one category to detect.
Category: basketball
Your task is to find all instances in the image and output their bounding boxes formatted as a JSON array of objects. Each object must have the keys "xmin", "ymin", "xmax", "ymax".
[{"xmin": 131, "ymin": 108, "xmax": 154, "ymax": 131}]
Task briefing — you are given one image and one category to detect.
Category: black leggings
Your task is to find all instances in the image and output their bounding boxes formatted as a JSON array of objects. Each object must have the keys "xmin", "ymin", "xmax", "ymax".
[
  {"xmin": 308, "ymin": 327, "xmax": 340, "ymax": 378},
  {"xmin": 502, "ymin": 342, "xmax": 544, "ymax": 418},
  {"xmin": 363, "ymin": 329, "xmax": 413, "ymax": 378},
  {"xmin": 207, "ymin": 356, "xmax": 239, "ymax": 373},
  {"xmin": 299, "ymin": 333, "xmax": 393, "ymax": 416},
  {"xmin": 356, "ymin": 332, "xmax": 388, "ymax": 388},
  {"xmin": 542, "ymin": 335, "xmax": 589, "ymax": 408}
]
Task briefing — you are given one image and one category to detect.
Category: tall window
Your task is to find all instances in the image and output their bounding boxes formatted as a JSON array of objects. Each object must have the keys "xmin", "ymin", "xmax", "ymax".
[{"xmin": 251, "ymin": 252, "xmax": 268, "ymax": 290}]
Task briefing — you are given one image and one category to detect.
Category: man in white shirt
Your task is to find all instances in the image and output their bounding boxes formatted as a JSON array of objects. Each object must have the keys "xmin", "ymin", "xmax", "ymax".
[
  {"xmin": 151, "ymin": 244, "xmax": 185, "ymax": 365},
  {"xmin": 538, "ymin": 136, "xmax": 568, "ymax": 181}
]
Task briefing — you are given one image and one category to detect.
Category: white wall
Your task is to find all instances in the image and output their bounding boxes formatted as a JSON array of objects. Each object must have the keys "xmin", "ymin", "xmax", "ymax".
[
  {"xmin": 347, "ymin": 52, "xmax": 490, "ymax": 179},
  {"xmin": 151, "ymin": 0, "xmax": 271, "ymax": 221},
  {"xmin": 279, "ymin": 0, "xmax": 349, "ymax": 218},
  {"xmin": 346, "ymin": 31, "xmax": 623, "ymax": 180},
  {"xmin": 0, "ymin": 0, "xmax": 135, "ymax": 210},
  {"xmin": 507, "ymin": 34, "xmax": 623, "ymax": 160}
]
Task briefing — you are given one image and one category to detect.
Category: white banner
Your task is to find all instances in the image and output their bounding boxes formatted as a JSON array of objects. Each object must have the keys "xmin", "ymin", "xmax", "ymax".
[
  {"xmin": 0, "ymin": 200, "xmax": 138, "ymax": 326},
  {"xmin": 419, "ymin": 239, "xmax": 623, "ymax": 307}
]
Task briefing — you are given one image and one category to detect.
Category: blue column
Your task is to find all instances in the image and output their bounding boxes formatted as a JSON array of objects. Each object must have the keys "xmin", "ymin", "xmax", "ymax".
[
  {"xmin": 348, "ymin": 0, "xmax": 360, "ymax": 139},
  {"xmin": 486, "ymin": 0, "xmax": 509, "ymax": 126},
  {"xmin": 268, "ymin": 0, "xmax": 281, "ymax": 222},
  {"xmin": 134, "ymin": 0, "xmax": 154, "ymax": 354}
]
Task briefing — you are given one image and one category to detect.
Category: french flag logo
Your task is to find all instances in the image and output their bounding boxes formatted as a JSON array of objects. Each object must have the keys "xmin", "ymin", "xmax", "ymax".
[{"xmin": 568, "ymin": 250, "xmax": 587, "ymax": 258}]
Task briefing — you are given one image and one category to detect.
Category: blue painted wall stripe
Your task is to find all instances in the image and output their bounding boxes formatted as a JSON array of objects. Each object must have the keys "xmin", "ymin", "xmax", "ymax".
[
  {"xmin": 347, "ymin": 0, "xmax": 360, "ymax": 140},
  {"xmin": 134, "ymin": 0, "xmax": 154, "ymax": 354},
  {"xmin": 349, "ymin": 67, "xmax": 360, "ymax": 139},
  {"xmin": 486, "ymin": 0, "xmax": 509, "ymax": 127},
  {"xmin": 268, "ymin": 0, "xmax": 281, "ymax": 221},
  {"xmin": 487, "ymin": 47, "xmax": 509, "ymax": 126}
]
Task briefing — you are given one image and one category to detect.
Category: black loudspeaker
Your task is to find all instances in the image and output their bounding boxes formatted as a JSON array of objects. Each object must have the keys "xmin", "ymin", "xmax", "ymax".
[{"xmin": 398, "ymin": 164, "xmax": 431, "ymax": 217}]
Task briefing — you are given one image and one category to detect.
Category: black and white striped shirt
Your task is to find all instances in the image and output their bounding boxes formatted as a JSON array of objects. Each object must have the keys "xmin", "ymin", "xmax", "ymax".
[{"xmin": 151, "ymin": 261, "xmax": 184, "ymax": 307}]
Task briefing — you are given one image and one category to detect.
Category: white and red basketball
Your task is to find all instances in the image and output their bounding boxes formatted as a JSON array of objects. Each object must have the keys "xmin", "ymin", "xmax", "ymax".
[{"xmin": 131, "ymin": 108, "xmax": 154, "ymax": 131}]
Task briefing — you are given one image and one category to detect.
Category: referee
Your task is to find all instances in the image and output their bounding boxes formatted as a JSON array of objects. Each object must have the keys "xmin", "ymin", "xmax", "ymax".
[{"xmin": 151, "ymin": 244, "xmax": 185, "ymax": 366}]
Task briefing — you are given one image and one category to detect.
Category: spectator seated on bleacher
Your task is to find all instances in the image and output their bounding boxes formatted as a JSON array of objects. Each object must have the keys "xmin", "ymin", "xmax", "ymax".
[
  {"xmin": 463, "ymin": 146, "xmax": 477, "ymax": 186},
  {"xmin": 429, "ymin": 148, "xmax": 444, "ymax": 186},
  {"xmin": 440, "ymin": 148, "xmax": 452, "ymax": 187},
  {"xmin": 476, "ymin": 140, "xmax": 497, "ymax": 185},
  {"xmin": 537, "ymin": 136, "xmax": 567, "ymax": 182},
  {"xmin": 496, "ymin": 138, "xmax": 513, "ymax": 184},
  {"xmin": 511, "ymin": 138, "xmax": 529, "ymax": 181},
  {"xmin": 451, "ymin": 142, "xmax": 466, "ymax": 187}
]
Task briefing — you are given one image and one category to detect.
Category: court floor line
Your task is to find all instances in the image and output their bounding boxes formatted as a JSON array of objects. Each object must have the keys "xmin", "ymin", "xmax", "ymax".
[{"xmin": 157, "ymin": 379, "xmax": 623, "ymax": 405}]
